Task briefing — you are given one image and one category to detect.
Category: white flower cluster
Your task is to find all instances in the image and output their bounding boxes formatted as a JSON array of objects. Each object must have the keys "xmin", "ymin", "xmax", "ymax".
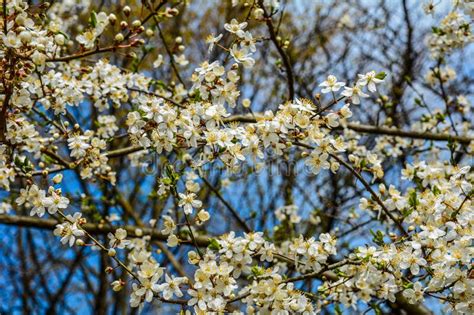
[
  {"xmin": 427, "ymin": 7, "xmax": 473, "ymax": 59},
  {"xmin": 355, "ymin": 163, "xmax": 473, "ymax": 313},
  {"xmin": 182, "ymin": 231, "xmax": 337, "ymax": 313},
  {"xmin": 1, "ymin": 0, "xmax": 473, "ymax": 314}
]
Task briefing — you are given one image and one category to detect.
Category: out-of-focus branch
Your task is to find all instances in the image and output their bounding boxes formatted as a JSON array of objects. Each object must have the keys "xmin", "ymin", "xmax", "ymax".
[
  {"xmin": 223, "ymin": 114, "xmax": 473, "ymax": 144},
  {"xmin": 200, "ymin": 175, "xmax": 251, "ymax": 233},
  {"xmin": 328, "ymin": 153, "xmax": 408, "ymax": 236},
  {"xmin": 0, "ymin": 214, "xmax": 210, "ymax": 246},
  {"xmin": 114, "ymin": 190, "xmax": 189, "ymax": 278},
  {"xmin": 259, "ymin": 0, "xmax": 295, "ymax": 100},
  {"xmin": 342, "ymin": 123, "xmax": 473, "ymax": 144},
  {"xmin": 46, "ymin": 45, "xmax": 133, "ymax": 62}
]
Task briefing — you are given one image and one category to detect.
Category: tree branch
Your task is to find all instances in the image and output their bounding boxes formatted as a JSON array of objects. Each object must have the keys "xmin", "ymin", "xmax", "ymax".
[{"xmin": 0, "ymin": 214, "xmax": 210, "ymax": 247}]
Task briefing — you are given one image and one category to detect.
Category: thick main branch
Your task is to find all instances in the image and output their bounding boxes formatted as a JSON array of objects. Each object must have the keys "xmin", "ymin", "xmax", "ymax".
[{"xmin": 0, "ymin": 214, "xmax": 210, "ymax": 246}]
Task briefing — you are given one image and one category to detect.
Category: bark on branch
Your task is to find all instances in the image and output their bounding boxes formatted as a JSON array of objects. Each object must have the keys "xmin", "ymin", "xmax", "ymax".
[{"xmin": 0, "ymin": 214, "xmax": 210, "ymax": 246}]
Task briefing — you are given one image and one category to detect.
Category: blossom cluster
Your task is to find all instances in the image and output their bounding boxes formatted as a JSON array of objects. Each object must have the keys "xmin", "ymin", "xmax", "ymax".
[{"xmin": 0, "ymin": 0, "xmax": 472, "ymax": 314}]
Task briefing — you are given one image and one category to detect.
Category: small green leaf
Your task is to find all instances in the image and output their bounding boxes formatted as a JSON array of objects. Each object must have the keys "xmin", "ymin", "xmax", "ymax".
[
  {"xmin": 251, "ymin": 265, "xmax": 264, "ymax": 277},
  {"xmin": 207, "ymin": 238, "xmax": 221, "ymax": 251},
  {"xmin": 408, "ymin": 190, "xmax": 419, "ymax": 207},
  {"xmin": 370, "ymin": 229, "xmax": 385, "ymax": 245},
  {"xmin": 90, "ymin": 11, "xmax": 97, "ymax": 28},
  {"xmin": 375, "ymin": 71, "xmax": 387, "ymax": 80}
]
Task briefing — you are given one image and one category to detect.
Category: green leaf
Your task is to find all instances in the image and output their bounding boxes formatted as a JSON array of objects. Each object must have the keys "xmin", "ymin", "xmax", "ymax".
[
  {"xmin": 90, "ymin": 11, "xmax": 97, "ymax": 28},
  {"xmin": 403, "ymin": 282, "xmax": 414, "ymax": 289},
  {"xmin": 408, "ymin": 190, "xmax": 419, "ymax": 207},
  {"xmin": 375, "ymin": 71, "xmax": 387, "ymax": 80},
  {"xmin": 191, "ymin": 89, "xmax": 202, "ymax": 102},
  {"xmin": 370, "ymin": 229, "xmax": 385, "ymax": 245},
  {"xmin": 207, "ymin": 238, "xmax": 221, "ymax": 251},
  {"xmin": 431, "ymin": 26, "xmax": 445, "ymax": 35},
  {"xmin": 153, "ymin": 80, "xmax": 167, "ymax": 90},
  {"xmin": 251, "ymin": 265, "xmax": 264, "ymax": 277},
  {"xmin": 162, "ymin": 177, "xmax": 172, "ymax": 185}
]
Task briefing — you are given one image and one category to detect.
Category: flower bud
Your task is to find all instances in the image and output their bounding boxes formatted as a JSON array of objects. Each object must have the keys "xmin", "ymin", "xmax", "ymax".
[
  {"xmin": 108, "ymin": 13, "xmax": 117, "ymax": 24},
  {"xmin": 108, "ymin": 248, "xmax": 116, "ymax": 257},
  {"xmin": 114, "ymin": 33, "xmax": 124, "ymax": 42},
  {"xmin": 132, "ymin": 20, "xmax": 141, "ymax": 28},
  {"xmin": 197, "ymin": 209, "xmax": 210, "ymax": 222},
  {"xmin": 111, "ymin": 279, "xmax": 124, "ymax": 291},
  {"xmin": 122, "ymin": 6, "xmax": 131, "ymax": 16},
  {"xmin": 254, "ymin": 8, "xmax": 264, "ymax": 19},
  {"xmin": 15, "ymin": 15, "xmax": 26, "ymax": 26},
  {"xmin": 19, "ymin": 30, "xmax": 32, "ymax": 44},
  {"xmin": 167, "ymin": 234, "xmax": 179, "ymax": 247},
  {"xmin": 52, "ymin": 174, "xmax": 63, "ymax": 184},
  {"xmin": 166, "ymin": 8, "xmax": 179, "ymax": 16},
  {"xmin": 145, "ymin": 28, "xmax": 154, "ymax": 37},
  {"xmin": 120, "ymin": 21, "xmax": 128, "ymax": 30},
  {"xmin": 54, "ymin": 33, "xmax": 65, "ymax": 46}
]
